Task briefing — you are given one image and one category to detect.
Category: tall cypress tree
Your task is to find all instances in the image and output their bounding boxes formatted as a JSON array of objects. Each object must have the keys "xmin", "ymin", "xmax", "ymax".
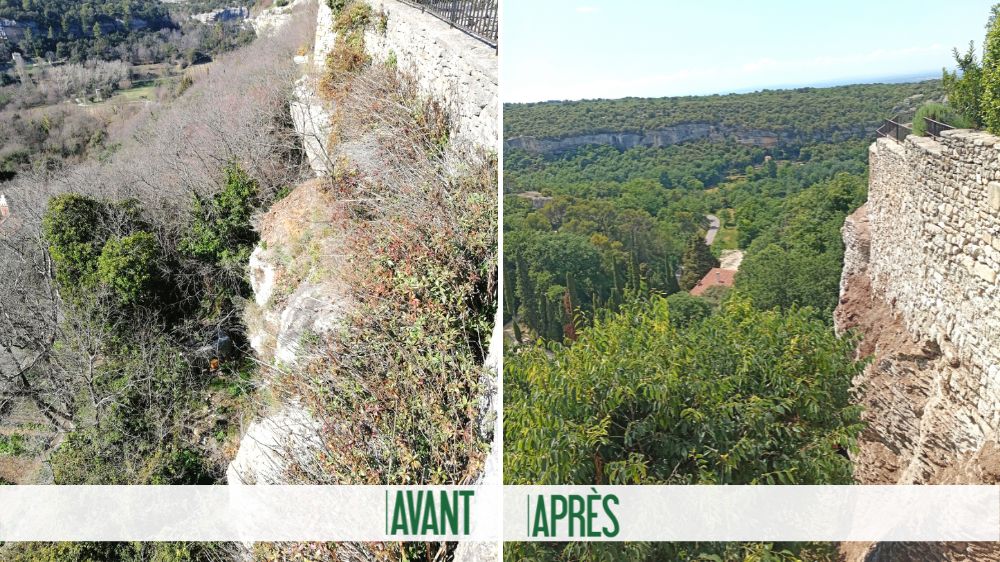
[
  {"xmin": 679, "ymin": 236, "xmax": 720, "ymax": 291},
  {"xmin": 665, "ymin": 256, "xmax": 681, "ymax": 295},
  {"xmin": 515, "ymin": 255, "xmax": 539, "ymax": 334}
]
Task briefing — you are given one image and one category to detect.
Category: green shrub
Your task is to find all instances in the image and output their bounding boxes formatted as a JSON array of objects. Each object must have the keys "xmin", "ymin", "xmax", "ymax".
[
  {"xmin": 912, "ymin": 102, "xmax": 972, "ymax": 136},
  {"xmin": 942, "ymin": 42, "xmax": 983, "ymax": 128},
  {"xmin": 42, "ymin": 194, "xmax": 108, "ymax": 289},
  {"xmin": 180, "ymin": 163, "xmax": 260, "ymax": 269},
  {"xmin": 97, "ymin": 231, "xmax": 161, "ymax": 306},
  {"xmin": 982, "ymin": 5, "xmax": 1000, "ymax": 133},
  {"xmin": 505, "ymin": 294, "xmax": 863, "ymax": 561},
  {"xmin": 663, "ymin": 291, "xmax": 711, "ymax": 327}
]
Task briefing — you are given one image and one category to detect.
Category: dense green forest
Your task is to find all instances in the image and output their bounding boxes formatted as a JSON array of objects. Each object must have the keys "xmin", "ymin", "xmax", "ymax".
[
  {"xmin": 0, "ymin": 0, "xmax": 172, "ymax": 61},
  {"xmin": 503, "ymin": 80, "xmax": 940, "ymax": 561},
  {"xmin": 504, "ymin": 136, "xmax": 868, "ymax": 342},
  {"xmin": 504, "ymin": 80, "xmax": 943, "ymax": 139}
]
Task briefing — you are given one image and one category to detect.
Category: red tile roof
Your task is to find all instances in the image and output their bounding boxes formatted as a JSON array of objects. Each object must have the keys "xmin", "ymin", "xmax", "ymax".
[{"xmin": 690, "ymin": 268, "xmax": 737, "ymax": 296}]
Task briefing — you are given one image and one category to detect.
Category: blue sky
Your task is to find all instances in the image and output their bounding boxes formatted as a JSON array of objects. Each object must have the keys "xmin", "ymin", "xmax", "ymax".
[{"xmin": 502, "ymin": 0, "xmax": 997, "ymax": 102}]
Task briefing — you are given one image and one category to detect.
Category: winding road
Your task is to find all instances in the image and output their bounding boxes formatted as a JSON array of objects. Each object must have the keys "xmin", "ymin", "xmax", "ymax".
[{"xmin": 705, "ymin": 214, "xmax": 720, "ymax": 246}]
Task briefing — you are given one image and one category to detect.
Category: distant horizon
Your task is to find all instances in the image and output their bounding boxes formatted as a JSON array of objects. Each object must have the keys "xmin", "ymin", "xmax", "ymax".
[
  {"xmin": 505, "ymin": 71, "xmax": 943, "ymax": 105},
  {"xmin": 503, "ymin": 0, "xmax": 993, "ymax": 103}
]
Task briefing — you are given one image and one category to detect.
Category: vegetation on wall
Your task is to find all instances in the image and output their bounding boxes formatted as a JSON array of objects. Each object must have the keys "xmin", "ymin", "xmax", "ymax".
[{"xmin": 912, "ymin": 102, "xmax": 972, "ymax": 136}]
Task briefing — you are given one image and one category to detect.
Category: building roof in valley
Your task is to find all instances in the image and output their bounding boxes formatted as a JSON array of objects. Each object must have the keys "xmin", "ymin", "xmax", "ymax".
[{"xmin": 690, "ymin": 267, "xmax": 736, "ymax": 296}]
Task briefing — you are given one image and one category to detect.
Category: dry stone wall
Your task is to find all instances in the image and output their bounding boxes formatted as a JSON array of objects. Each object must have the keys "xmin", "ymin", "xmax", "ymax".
[
  {"xmin": 834, "ymin": 130, "xmax": 1000, "ymax": 562},
  {"xmin": 867, "ymin": 132, "xmax": 1000, "ymax": 409},
  {"xmin": 364, "ymin": 0, "xmax": 497, "ymax": 152}
]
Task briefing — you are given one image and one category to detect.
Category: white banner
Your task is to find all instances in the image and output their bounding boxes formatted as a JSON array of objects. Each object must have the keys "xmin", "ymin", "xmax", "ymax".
[
  {"xmin": 0, "ymin": 485, "xmax": 500, "ymax": 542},
  {"xmin": 1, "ymin": 485, "xmax": 997, "ymax": 542},
  {"xmin": 504, "ymin": 485, "xmax": 1000, "ymax": 542}
]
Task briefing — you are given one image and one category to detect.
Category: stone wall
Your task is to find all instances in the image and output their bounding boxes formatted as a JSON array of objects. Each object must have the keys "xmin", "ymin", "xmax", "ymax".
[
  {"xmin": 834, "ymin": 129, "xmax": 1000, "ymax": 562},
  {"xmin": 867, "ymin": 132, "xmax": 1000, "ymax": 397},
  {"xmin": 364, "ymin": 0, "xmax": 497, "ymax": 152}
]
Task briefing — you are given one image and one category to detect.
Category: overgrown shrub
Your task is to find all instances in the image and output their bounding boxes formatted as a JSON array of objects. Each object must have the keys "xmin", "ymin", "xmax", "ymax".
[
  {"xmin": 322, "ymin": 0, "xmax": 373, "ymax": 94},
  {"xmin": 505, "ymin": 294, "xmax": 863, "ymax": 561},
  {"xmin": 181, "ymin": 163, "xmax": 261, "ymax": 271},
  {"xmin": 913, "ymin": 102, "xmax": 972, "ymax": 136},
  {"xmin": 42, "ymin": 194, "xmax": 107, "ymax": 288},
  {"xmin": 298, "ymin": 156, "xmax": 497, "ymax": 487},
  {"xmin": 97, "ymin": 231, "xmax": 161, "ymax": 306}
]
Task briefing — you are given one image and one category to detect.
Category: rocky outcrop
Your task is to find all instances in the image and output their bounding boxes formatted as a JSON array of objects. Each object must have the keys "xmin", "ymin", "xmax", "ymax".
[
  {"xmin": 245, "ymin": 179, "xmax": 348, "ymax": 367},
  {"xmin": 835, "ymin": 131, "xmax": 1000, "ymax": 561},
  {"xmin": 504, "ymin": 123, "xmax": 869, "ymax": 154},
  {"xmin": 228, "ymin": 2, "xmax": 341, "ymax": 488},
  {"xmin": 226, "ymin": 405, "xmax": 323, "ymax": 485},
  {"xmin": 251, "ymin": 0, "xmax": 309, "ymax": 36}
]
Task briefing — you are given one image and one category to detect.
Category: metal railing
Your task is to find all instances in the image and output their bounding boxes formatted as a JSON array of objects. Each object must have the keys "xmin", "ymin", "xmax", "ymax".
[
  {"xmin": 923, "ymin": 117, "xmax": 954, "ymax": 138},
  {"xmin": 398, "ymin": 0, "xmax": 498, "ymax": 48},
  {"xmin": 876, "ymin": 118, "xmax": 912, "ymax": 143},
  {"xmin": 877, "ymin": 116, "xmax": 962, "ymax": 142}
]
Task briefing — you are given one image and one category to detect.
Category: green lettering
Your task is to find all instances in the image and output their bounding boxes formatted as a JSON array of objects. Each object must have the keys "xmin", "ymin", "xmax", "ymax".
[
  {"xmin": 441, "ymin": 491, "xmax": 458, "ymax": 534},
  {"xmin": 550, "ymin": 495, "xmax": 568, "ymax": 536},
  {"xmin": 603, "ymin": 494, "xmax": 620, "ymax": 537},
  {"xmin": 390, "ymin": 491, "xmax": 409, "ymax": 535},
  {"xmin": 422, "ymin": 491, "xmax": 438, "ymax": 534},
  {"xmin": 586, "ymin": 490, "xmax": 602, "ymax": 537},
  {"xmin": 568, "ymin": 495, "xmax": 586, "ymax": 537},
  {"xmin": 459, "ymin": 490, "xmax": 474, "ymax": 535},
  {"xmin": 406, "ymin": 490, "xmax": 424, "ymax": 534},
  {"xmin": 532, "ymin": 496, "xmax": 550, "ymax": 537}
]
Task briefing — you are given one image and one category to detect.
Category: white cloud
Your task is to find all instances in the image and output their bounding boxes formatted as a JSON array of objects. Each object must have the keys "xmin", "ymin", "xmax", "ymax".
[{"xmin": 576, "ymin": 6, "xmax": 598, "ymax": 14}]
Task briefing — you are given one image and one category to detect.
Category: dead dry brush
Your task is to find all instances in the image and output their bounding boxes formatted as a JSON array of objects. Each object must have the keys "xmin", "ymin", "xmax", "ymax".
[{"xmin": 261, "ymin": 29, "xmax": 497, "ymax": 559}]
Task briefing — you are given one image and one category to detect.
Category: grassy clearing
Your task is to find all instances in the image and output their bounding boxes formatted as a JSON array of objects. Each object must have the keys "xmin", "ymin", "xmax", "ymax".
[{"xmin": 715, "ymin": 209, "xmax": 739, "ymax": 250}]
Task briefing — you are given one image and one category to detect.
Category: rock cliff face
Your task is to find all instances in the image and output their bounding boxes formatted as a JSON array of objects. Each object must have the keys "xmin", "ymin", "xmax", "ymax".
[
  {"xmin": 245, "ymin": 179, "xmax": 348, "ymax": 368},
  {"xmin": 835, "ymin": 131, "xmax": 1000, "ymax": 561},
  {"xmin": 227, "ymin": 1, "xmax": 337, "ymax": 487},
  {"xmin": 504, "ymin": 123, "xmax": 868, "ymax": 154}
]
